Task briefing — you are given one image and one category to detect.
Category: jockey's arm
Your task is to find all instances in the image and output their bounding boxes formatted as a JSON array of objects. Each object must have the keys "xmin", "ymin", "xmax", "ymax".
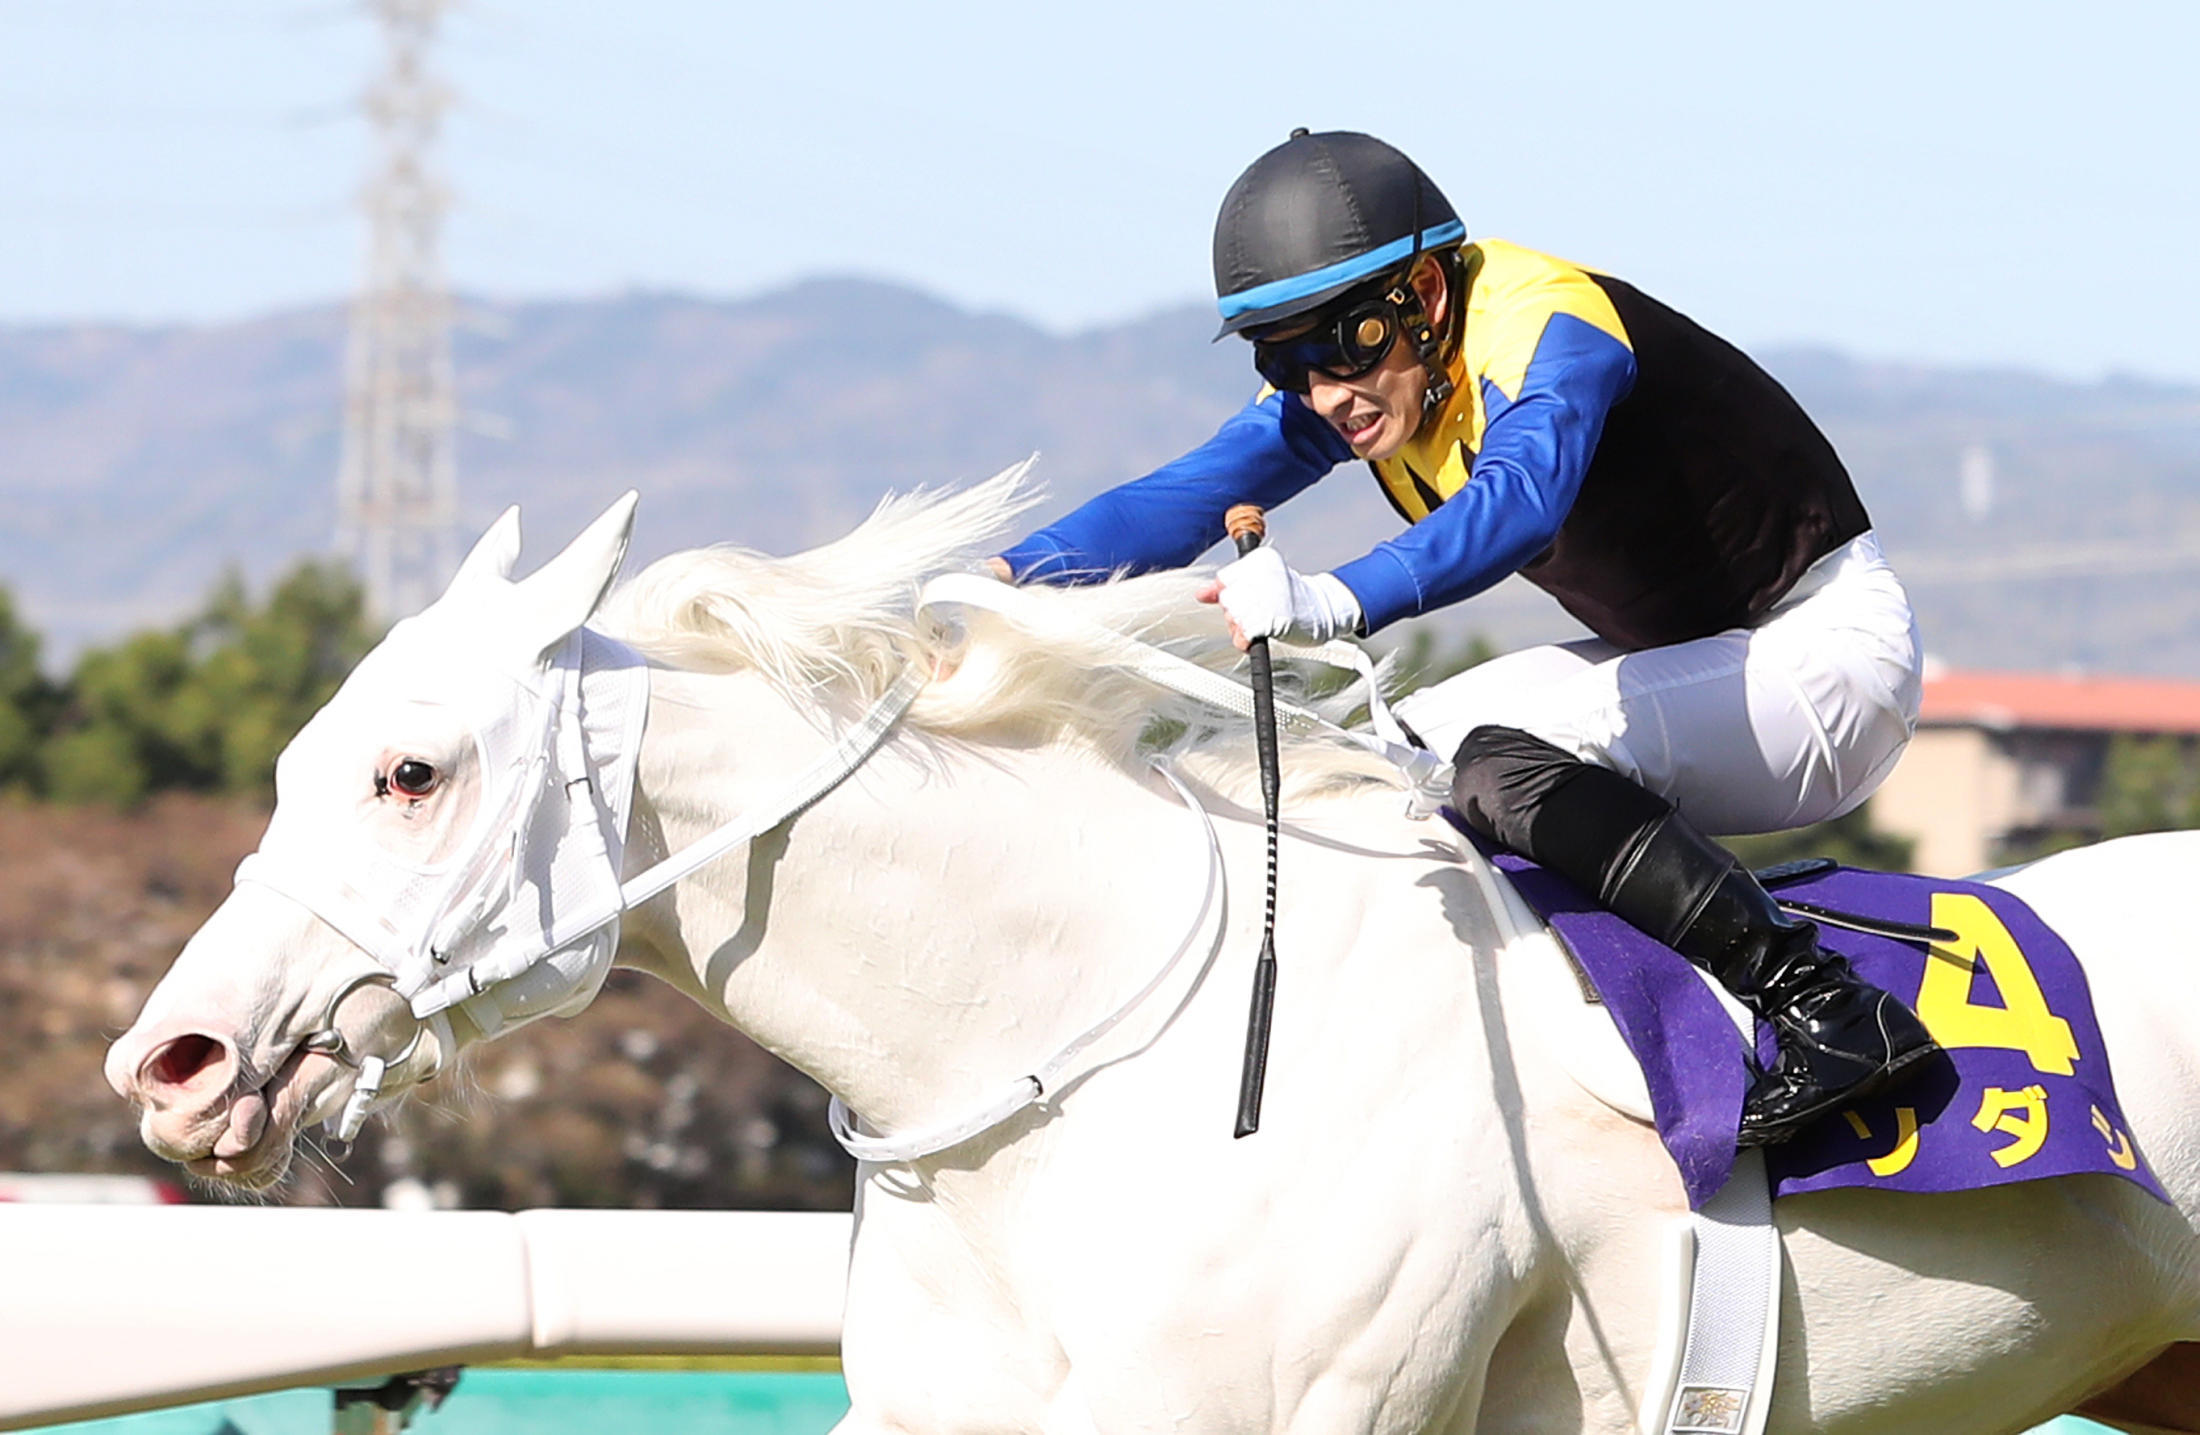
[
  {"xmin": 995, "ymin": 391, "xmax": 1349, "ymax": 584},
  {"xmin": 1330, "ymin": 314, "xmax": 1637, "ymax": 635}
]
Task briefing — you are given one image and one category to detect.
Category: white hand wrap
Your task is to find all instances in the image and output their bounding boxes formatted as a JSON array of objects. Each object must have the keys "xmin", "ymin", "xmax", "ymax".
[{"xmin": 1215, "ymin": 546, "xmax": 1364, "ymax": 642}]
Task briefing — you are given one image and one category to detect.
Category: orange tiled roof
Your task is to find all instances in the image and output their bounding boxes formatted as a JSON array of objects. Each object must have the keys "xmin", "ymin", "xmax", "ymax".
[{"xmin": 1920, "ymin": 669, "xmax": 2200, "ymax": 734}]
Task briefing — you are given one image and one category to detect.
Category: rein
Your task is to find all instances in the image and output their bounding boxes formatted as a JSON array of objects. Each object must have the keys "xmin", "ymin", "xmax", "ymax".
[
  {"xmin": 286, "ymin": 572, "xmax": 1446, "ymax": 1162},
  {"xmin": 915, "ymin": 574, "xmax": 1449, "ymax": 810},
  {"xmin": 826, "ymin": 759, "xmax": 1227, "ymax": 1163},
  {"xmin": 819, "ymin": 576, "xmax": 1446, "ymax": 1162},
  {"xmin": 612, "ymin": 663, "xmax": 930, "ymax": 917}
]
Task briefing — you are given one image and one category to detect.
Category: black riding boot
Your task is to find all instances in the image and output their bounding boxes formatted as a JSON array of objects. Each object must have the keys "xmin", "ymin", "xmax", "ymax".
[
  {"xmin": 1451, "ymin": 725, "xmax": 1940, "ymax": 1147},
  {"xmin": 1598, "ymin": 806, "xmax": 1941, "ymax": 1145}
]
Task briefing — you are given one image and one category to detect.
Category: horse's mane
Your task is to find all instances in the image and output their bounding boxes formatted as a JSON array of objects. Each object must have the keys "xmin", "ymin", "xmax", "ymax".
[{"xmin": 598, "ymin": 461, "xmax": 1403, "ymax": 802}]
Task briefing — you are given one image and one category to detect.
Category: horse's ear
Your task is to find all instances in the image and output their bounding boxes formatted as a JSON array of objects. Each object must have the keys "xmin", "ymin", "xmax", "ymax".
[
  {"xmin": 514, "ymin": 491, "xmax": 639, "ymax": 653},
  {"xmin": 448, "ymin": 506, "xmax": 524, "ymax": 595}
]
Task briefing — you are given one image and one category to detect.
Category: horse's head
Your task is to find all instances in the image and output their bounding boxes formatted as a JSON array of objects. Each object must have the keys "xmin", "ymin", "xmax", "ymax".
[{"xmin": 107, "ymin": 495, "xmax": 642, "ymax": 1190}]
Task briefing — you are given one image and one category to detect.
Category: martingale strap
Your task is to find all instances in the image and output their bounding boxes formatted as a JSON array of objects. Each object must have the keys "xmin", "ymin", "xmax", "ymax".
[
  {"xmin": 813, "ymin": 578, "xmax": 1447, "ymax": 1165},
  {"xmin": 827, "ymin": 759, "xmax": 1227, "ymax": 1164}
]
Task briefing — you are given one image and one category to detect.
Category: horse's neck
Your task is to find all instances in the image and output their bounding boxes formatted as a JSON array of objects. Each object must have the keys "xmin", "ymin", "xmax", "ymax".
[{"xmin": 619, "ymin": 665, "xmax": 1223, "ymax": 1135}]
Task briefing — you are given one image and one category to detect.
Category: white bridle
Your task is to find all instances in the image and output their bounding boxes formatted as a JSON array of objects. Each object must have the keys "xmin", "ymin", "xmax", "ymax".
[
  {"xmin": 235, "ymin": 627, "xmax": 653, "ymax": 1039},
  {"xmin": 233, "ymin": 573, "xmax": 1448, "ymax": 1161}
]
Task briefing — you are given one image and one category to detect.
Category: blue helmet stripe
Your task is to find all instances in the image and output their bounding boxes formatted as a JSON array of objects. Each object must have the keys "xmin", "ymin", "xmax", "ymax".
[{"xmin": 1216, "ymin": 220, "xmax": 1467, "ymax": 323}]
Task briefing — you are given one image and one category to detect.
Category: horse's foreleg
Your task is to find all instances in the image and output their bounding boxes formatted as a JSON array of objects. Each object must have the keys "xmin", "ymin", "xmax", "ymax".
[{"xmin": 2076, "ymin": 1342, "xmax": 2200, "ymax": 1434}]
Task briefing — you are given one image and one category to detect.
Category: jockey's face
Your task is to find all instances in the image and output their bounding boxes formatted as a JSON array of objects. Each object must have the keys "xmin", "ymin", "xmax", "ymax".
[{"xmin": 1265, "ymin": 259, "xmax": 1448, "ymax": 463}]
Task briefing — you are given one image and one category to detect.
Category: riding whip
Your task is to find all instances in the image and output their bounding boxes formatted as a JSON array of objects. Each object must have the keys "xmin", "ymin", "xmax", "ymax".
[{"xmin": 1226, "ymin": 504, "xmax": 1282, "ymax": 1138}]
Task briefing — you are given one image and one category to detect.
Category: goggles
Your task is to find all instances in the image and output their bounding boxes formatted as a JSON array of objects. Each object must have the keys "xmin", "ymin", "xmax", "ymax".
[{"xmin": 1252, "ymin": 297, "xmax": 1401, "ymax": 395}]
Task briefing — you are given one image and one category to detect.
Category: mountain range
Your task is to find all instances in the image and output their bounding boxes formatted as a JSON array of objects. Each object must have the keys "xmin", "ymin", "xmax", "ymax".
[{"xmin": 6, "ymin": 278, "xmax": 2200, "ymax": 674}]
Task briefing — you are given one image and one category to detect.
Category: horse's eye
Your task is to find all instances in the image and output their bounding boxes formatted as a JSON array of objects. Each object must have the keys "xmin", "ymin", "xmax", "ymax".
[{"xmin": 389, "ymin": 758, "xmax": 440, "ymax": 798}]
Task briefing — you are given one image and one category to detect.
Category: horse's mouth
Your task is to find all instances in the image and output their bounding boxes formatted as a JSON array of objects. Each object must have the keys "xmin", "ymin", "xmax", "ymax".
[
  {"xmin": 185, "ymin": 1142, "xmax": 291, "ymax": 1190},
  {"xmin": 155, "ymin": 1047, "xmax": 345, "ymax": 1189}
]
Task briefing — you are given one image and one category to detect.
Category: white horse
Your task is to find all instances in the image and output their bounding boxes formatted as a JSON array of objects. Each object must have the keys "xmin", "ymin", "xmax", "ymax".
[{"xmin": 107, "ymin": 473, "xmax": 2200, "ymax": 1435}]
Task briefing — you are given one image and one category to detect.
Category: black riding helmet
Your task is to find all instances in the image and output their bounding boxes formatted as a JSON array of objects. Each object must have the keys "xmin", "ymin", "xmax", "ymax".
[
  {"xmin": 1213, "ymin": 129, "xmax": 1467, "ymax": 411},
  {"xmin": 1212, "ymin": 129, "xmax": 1464, "ymax": 338}
]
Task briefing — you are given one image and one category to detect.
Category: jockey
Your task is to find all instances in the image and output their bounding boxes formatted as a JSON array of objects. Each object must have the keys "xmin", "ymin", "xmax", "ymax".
[{"xmin": 991, "ymin": 128, "xmax": 1939, "ymax": 1148}]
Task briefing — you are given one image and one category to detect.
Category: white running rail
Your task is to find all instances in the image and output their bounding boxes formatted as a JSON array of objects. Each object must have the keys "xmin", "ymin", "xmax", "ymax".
[{"xmin": 0, "ymin": 1206, "xmax": 851, "ymax": 1431}]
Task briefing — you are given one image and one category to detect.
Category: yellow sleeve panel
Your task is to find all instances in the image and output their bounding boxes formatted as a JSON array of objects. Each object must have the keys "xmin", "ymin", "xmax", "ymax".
[
  {"xmin": 1373, "ymin": 429, "xmax": 1474, "ymax": 522},
  {"xmin": 1463, "ymin": 239, "xmax": 1632, "ymax": 405},
  {"xmin": 1371, "ymin": 240, "xmax": 1632, "ymax": 520}
]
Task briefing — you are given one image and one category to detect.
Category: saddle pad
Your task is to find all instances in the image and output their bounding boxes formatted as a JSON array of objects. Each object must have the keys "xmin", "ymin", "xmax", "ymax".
[{"xmin": 1479, "ymin": 842, "xmax": 2169, "ymax": 1210}]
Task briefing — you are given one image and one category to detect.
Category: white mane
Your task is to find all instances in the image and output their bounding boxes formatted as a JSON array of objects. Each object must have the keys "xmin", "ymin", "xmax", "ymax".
[{"xmin": 599, "ymin": 462, "xmax": 1402, "ymax": 800}]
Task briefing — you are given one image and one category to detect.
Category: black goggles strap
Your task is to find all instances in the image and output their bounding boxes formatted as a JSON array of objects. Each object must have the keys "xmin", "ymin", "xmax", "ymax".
[{"xmin": 1381, "ymin": 268, "xmax": 1452, "ymax": 414}]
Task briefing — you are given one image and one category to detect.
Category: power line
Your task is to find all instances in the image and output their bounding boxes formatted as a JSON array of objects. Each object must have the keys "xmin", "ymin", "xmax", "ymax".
[{"xmin": 334, "ymin": 0, "xmax": 459, "ymax": 624}]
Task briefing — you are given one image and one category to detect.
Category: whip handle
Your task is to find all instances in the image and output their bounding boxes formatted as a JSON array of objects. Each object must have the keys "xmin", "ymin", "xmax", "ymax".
[{"xmin": 1224, "ymin": 505, "xmax": 1282, "ymax": 1138}]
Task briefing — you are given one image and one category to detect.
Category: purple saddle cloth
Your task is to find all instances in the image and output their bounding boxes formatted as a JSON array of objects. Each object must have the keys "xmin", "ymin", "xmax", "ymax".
[{"xmin": 1470, "ymin": 834, "xmax": 2168, "ymax": 1209}]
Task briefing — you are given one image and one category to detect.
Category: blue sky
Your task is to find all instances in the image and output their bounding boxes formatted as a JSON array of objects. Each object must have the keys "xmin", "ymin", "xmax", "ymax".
[{"xmin": 5, "ymin": 0, "xmax": 2197, "ymax": 382}]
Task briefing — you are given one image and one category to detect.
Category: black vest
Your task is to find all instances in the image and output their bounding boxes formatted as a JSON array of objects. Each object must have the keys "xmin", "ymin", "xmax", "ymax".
[{"xmin": 1515, "ymin": 275, "xmax": 1867, "ymax": 649}]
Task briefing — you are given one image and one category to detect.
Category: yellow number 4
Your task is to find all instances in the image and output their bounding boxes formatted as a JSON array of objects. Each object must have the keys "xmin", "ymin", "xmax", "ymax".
[{"xmin": 1916, "ymin": 893, "xmax": 2080, "ymax": 1076}]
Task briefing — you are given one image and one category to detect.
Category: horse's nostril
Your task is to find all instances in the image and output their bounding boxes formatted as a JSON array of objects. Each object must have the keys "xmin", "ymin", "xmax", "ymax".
[{"xmin": 145, "ymin": 1033, "xmax": 229, "ymax": 1093}]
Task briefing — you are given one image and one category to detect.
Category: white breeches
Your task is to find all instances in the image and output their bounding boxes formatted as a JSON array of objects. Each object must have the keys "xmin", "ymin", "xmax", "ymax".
[{"xmin": 1391, "ymin": 532, "xmax": 1924, "ymax": 836}]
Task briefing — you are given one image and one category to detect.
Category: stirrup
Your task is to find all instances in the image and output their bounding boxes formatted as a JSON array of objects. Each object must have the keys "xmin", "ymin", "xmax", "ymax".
[
  {"xmin": 1735, "ymin": 998, "xmax": 1940, "ymax": 1147},
  {"xmin": 1736, "ymin": 1039, "xmax": 1939, "ymax": 1147}
]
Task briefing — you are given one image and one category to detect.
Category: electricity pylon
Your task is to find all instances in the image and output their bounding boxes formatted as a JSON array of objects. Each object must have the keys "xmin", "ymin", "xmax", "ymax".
[{"xmin": 335, "ymin": 0, "xmax": 459, "ymax": 623}]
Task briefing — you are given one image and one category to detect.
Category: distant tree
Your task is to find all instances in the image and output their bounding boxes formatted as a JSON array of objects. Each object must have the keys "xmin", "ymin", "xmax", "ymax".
[
  {"xmin": 184, "ymin": 563, "xmax": 375, "ymax": 794},
  {"xmin": 1991, "ymin": 827, "xmax": 2095, "ymax": 869},
  {"xmin": 0, "ymin": 587, "xmax": 62, "ymax": 792},
  {"xmin": 43, "ymin": 562, "xmax": 374, "ymax": 806},
  {"xmin": 43, "ymin": 628, "xmax": 199, "ymax": 805},
  {"xmin": 2097, "ymin": 734, "xmax": 2200, "ymax": 840}
]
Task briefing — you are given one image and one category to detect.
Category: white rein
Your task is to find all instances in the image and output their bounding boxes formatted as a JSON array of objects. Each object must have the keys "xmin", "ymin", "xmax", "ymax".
[
  {"xmin": 817, "ymin": 576, "xmax": 1449, "ymax": 1162},
  {"xmin": 308, "ymin": 572, "xmax": 1446, "ymax": 1163},
  {"xmin": 916, "ymin": 574, "xmax": 1450, "ymax": 805}
]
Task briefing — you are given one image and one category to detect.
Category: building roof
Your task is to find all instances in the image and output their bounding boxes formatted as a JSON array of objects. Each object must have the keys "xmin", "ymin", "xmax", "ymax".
[{"xmin": 1921, "ymin": 668, "xmax": 2200, "ymax": 735}]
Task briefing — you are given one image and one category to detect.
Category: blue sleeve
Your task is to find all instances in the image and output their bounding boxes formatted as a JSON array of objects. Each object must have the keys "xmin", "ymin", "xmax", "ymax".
[
  {"xmin": 999, "ymin": 391, "xmax": 1352, "ymax": 583},
  {"xmin": 1331, "ymin": 314, "xmax": 1637, "ymax": 632}
]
